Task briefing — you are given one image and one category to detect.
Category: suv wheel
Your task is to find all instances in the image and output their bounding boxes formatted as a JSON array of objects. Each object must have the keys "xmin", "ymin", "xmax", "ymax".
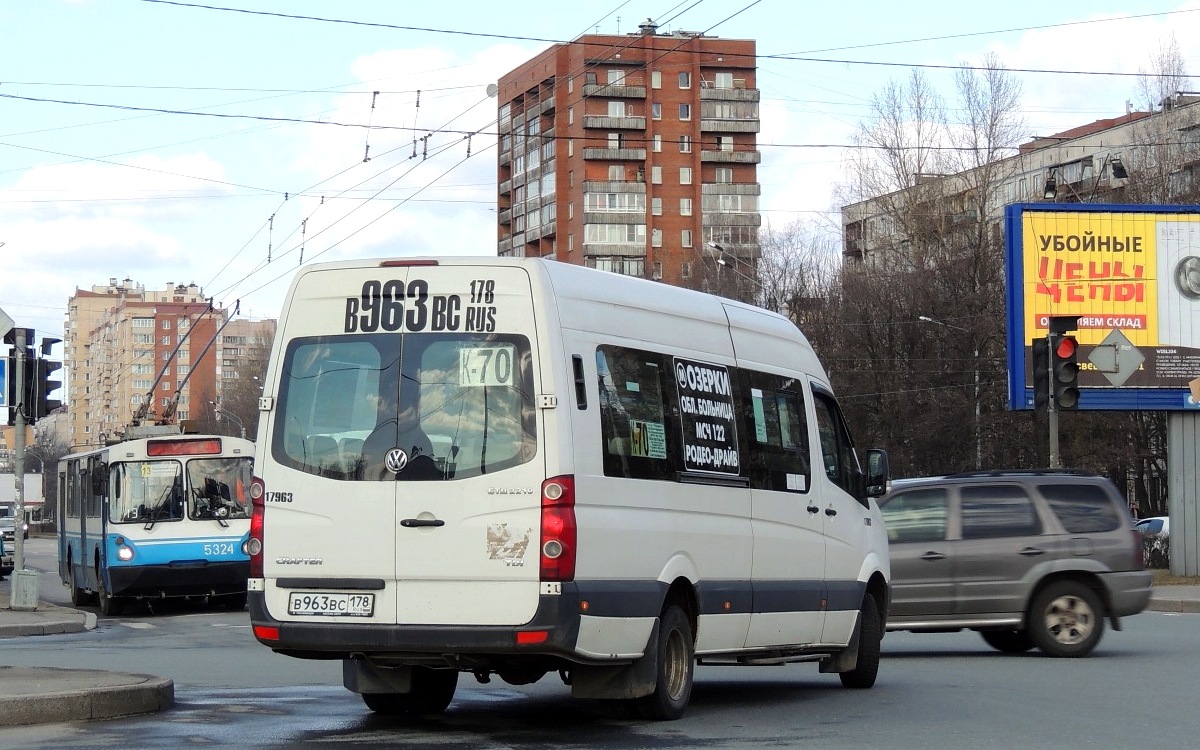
[{"xmin": 1029, "ymin": 581, "xmax": 1104, "ymax": 657}]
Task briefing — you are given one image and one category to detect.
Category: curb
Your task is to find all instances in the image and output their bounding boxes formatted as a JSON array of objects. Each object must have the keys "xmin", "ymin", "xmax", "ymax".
[{"xmin": 0, "ymin": 667, "xmax": 174, "ymax": 727}]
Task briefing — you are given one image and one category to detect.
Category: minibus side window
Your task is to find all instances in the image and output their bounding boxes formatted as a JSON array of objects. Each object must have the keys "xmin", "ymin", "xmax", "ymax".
[
  {"xmin": 812, "ymin": 390, "xmax": 863, "ymax": 495},
  {"xmin": 597, "ymin": 345, "xmax": 677, "ymax": 481},
  {"xmin": 739, "ymin": 369, "xmax": 810, "ymax": 493}
]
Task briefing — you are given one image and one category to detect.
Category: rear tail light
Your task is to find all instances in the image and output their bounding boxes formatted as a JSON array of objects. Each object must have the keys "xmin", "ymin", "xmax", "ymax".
[
  {"xmin": 1132, "ymin": 528, "xmax": 1146, "ymax": 570},
  {"xmin": 247, "ymin": 476, "xmax": 265, "ymax": 577},
  {"xmin": 540, "ymin": 475, "xmax": 576, "ymax": 582}
]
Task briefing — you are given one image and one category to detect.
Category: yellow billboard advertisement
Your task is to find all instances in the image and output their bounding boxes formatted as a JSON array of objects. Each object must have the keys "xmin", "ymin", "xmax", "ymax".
[{"xmin": 1008, "ymin": 205, "xmax": 1200, "ymax": 409}]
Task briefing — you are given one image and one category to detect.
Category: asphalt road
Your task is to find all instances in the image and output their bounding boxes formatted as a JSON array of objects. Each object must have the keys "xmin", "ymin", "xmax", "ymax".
[{"xmin": 3, "ymin": 536, "xmax": 1197, "ymax": 749}]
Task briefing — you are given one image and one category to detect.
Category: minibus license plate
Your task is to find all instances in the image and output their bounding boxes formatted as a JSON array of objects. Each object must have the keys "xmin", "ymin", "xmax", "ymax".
[{"xmin": 287, "ymin": 592, "xmax": 374, "ymax": 617}]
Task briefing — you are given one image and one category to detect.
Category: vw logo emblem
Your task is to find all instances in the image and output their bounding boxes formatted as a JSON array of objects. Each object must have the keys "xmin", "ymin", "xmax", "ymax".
[{"xmin": 384, "ymin": 448, "xmax": 409, "ymax": 473}]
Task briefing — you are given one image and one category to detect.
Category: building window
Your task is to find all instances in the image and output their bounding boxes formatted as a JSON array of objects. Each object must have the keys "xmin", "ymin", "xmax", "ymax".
[
  {"xmin": 652, "ymin": 262, "xmax": 663, "ymax": 280},
  {"xmin": 715, "ymin": 72, "xmax": 733, "ymax": 89},
  {"xmin": 607, "ymin": 101, "xmax": 625, "ymax": 117},
  {"xmin": 132, "ymin": 318, "xmax": 153, "ymax": 328},
  {"xmin": 681, "ymin": 230, "xmax": 693, "ymax": 247},
  {"xmin": 651, "ymin": 70, "xmax": 661, "ymax": 89},
  {"xmin": 607, "ymin": 69, "xmax": 623, "ymax": 85},
  {"xmin": 162, "ymin": 336, "xmax": 171, "ymax": 346},
  {"xmin": 568, "ymin": 107, "xmax": 574, "ymax": 125},
  {"xmin": 679, "ymin": 103, "xmax": 691, "ymax": 121},
  {"xmin": 652, "ymin": 102, "xmax": 662, "ymax": 120},
  {"xmin": 679, "ymin": 135, "xmax": 692, "ymax": 153},
  {"xmin": 608, "ymin": 133, "xmax": 622, "ymax": 149},
  {"xmin": 680, "ymin": 198, "xmax": 693, "ymax": 216},
  {"xmin": 682, "ymin": 261, "xmax": 692, "ymax": 279},
  {"xmin": 651, "ymin": 228, "xmax": 663, "ymax": 247},
  {"xmin": 161, "ymin": 319, "xmax": 171, "ymax": 329},
  {"xmin": 715, "ymin": 167, "xmax": 734, "ymax": 184},
  {"xmin": 718, "ymin": 136, "xmax": 733, "ymax": 152},
  {"xmin": 608, "ymin": 165, "xmax": 624, "ymax": 181},
  {"xmin": 585, "ymin": 72, "xmax": 597, "ymax": 85},
  {"xmin": 680, "ymin": 167, "xmax": 693, "ymax": 185},
  {"xmin": 651, "ymin": 166, "xmax": 663, "ymax": 184},
  {"xmin": 653, "ymin": 134, "xmax": 662, "ymax": 152},
  {"xmin": 679, "ymin": 71, "xmax": 691, "ymax": 89},
  {"xmin": 652, "ymin": 197, "xmax": 663, "ymax": 215}
]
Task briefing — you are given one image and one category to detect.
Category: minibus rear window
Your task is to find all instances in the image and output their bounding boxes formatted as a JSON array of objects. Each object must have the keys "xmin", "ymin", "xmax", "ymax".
[{"xmin": 272, "ymin": 333, "xmax": 537, "ymax": 481}]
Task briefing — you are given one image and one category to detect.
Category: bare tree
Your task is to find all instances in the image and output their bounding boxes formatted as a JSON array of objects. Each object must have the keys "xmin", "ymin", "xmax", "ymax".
[
  {"xmin": 211, "ymin": 324, "xmax": 274, "ymax": 441},
  {"xmin": 830, "ymin": 57, "xmax": 1039, "ymax": 475}
]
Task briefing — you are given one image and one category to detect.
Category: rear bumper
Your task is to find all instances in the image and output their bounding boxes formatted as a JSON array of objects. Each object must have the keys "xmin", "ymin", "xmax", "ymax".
[
  {"xmin": 1100, "ymin": 569, "xmax": 1153, "ymax": 617},
  {"xmin": 109, "ymin": 560, "xmax": 249, "ymax": 598},
  {"xmin": 249, "ymin": 587, "xmax": 594, "ymax": 665}
]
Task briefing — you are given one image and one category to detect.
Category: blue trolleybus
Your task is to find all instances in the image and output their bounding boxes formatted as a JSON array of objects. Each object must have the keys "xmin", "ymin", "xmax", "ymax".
[{"xmin": 57, "ymin": 433, "xmax": 255, "ymax": 615}]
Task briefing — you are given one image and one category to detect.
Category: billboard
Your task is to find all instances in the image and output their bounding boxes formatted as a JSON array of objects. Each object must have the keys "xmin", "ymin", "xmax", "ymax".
[{"xmin": 1005, "ymin": 203, "xmax": 1200, "ymax": 411}]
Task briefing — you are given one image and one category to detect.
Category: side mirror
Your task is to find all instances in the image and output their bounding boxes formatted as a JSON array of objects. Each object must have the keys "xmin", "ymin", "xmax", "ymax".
[{"xmin": 865, "ymin": 449, "xmax": 889, "ymax": 498}]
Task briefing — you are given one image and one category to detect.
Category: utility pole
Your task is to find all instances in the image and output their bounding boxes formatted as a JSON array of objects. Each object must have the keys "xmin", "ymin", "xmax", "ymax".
[{"xmin": 3, "ymin": 318, "xmax": 39, "ymax": 610}]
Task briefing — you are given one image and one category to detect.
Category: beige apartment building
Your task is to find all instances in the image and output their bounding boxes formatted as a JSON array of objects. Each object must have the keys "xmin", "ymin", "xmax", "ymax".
[
  {"xmin": 497, "ymin": 20, "xmax": 761, "ymax": 289},
  {"xmin": 64, "ymin": 279, "xmax": 273, "ymax": 450},
  {"xmin": 842, "ymin": 96, "xmax": 1200, "ymax": 261}
]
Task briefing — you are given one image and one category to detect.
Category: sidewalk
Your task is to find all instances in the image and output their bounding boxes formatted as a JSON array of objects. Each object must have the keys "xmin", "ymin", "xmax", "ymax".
[
  {"xmin": 0, "ymin": 578, "xmax": 1197, "ymax": 727},
  {"xmin": 0, "ymin": 575, "xmax": 173, "ymax": 726}
]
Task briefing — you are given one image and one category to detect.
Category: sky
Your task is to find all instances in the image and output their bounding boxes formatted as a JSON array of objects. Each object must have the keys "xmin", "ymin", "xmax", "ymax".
[{"xmin": 4, "ymin": 0, "xmax": 1200, "ymax": 349}]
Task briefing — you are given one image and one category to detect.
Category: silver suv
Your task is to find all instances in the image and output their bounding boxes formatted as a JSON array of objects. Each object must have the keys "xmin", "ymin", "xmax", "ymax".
[{"xmin": 879, "ymin": 470, "xmax": 1152, "ymax": 657}]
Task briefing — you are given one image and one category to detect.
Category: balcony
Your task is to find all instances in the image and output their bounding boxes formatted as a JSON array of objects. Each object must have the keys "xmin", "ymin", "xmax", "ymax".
[
  {"xmin": 700, "ymin": 119, "xmax": 760, "ymax": 134},
  {"xmin": 701, "ymin": 212, "xmax": 761, "ymax": 227},
  {"xmin": 700, "ymin": 150, "xmax": 761, "ymax": 164},
  {"xmin": 583, "ymin": 211, "xmax": 647, "ymax": 225},
  {"xmin": 583, "ymin": 147, "xmax": 648, "ymax": 161},
  {"xmin": 583, "ymin": 180, "xmax": 647, "ymax": 193},
  {"xmin": 583, "ymin": 84, "xmax": 647, "ymax": 99},
  {"xmin": 582, "ymin": 242, "xmax": 646, "ymax": 257},
  {"xmin": 700, "ymin": 87, "xmax": 760, "ymax": 102},
  {"xmin": 583, "ymin": 116, "xmax": 646, "ymax": 130}
]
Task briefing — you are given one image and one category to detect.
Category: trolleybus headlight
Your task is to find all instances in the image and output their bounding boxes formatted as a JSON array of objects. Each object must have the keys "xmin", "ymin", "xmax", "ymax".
[{"xmin": 117, "ymin": 545, "xmax": 134, "ymax": 562}]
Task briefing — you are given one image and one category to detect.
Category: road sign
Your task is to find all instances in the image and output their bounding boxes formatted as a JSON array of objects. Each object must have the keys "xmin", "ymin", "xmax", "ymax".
[
  {"xmin": 0, "ymin": 306, "xmax": 13, "ymax": 341},
  {"xmin": 1089, "ymin": 328, "xmax": 1145, "ymax": 387},
  {"xmin": 0, "ymin": 356, "xmax": 6, "ymax": 407}
]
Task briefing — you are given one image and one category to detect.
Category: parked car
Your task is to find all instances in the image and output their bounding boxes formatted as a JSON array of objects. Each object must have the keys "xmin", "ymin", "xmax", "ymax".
[
  {"xmin": 1135, "ymin": 516, "xmax": 1169, "ymax": 536},
  {"xmin": 1135, "ymin": 516, "xmax": 1171, "ymax": 568},
  {"xmin": 879, "ymin": 470, "xmax": 1152, "ymax": 657},
  {"xmin": 0, "ymin": 535, "xmax": 12, "ymax": 579},
  {"xmin": 0, "ymin": 516, "xmax": 29, "ymax": 542}
]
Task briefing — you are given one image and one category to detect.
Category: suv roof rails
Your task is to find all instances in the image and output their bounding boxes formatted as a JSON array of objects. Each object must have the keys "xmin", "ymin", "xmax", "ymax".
[{"xmin": 942, "ymin": 468, "xmax": 1097, "ymax": 479}]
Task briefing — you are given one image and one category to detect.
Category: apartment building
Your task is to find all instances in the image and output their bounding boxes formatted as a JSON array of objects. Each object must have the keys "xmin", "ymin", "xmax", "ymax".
[
  {"xmin": 497, "ymin": 20, "xmax": 761, "ymax": 289},
  {"xmin": 842, "ymin": 96, "xmax": 1200, "ymax": 261},
  {"xmin": 64, "ymin": 279, "xmax": 226, "ymax": 449}
]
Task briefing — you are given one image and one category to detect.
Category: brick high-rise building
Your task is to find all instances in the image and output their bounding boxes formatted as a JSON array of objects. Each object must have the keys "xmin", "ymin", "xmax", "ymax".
[
  {"xmin": 497, "ymin": 20, "xmax": 760, "ymax": 289},
  {"xmin": 64, "ymin": 279, "xmax": 236, "ymax": 449}
]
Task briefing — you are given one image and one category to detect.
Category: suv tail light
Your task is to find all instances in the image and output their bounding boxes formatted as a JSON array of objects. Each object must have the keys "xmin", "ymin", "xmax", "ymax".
[
  {"xmin": 540, "ymin": 475, "xmax": 576, "ymax": 582},
  {"xmin": 1131, "ymin": 528, "xmax": 1146, "ymax": 570},
  {"xmin": 246, "ymin": 476, "xmax": 266, "ymax": 577}
]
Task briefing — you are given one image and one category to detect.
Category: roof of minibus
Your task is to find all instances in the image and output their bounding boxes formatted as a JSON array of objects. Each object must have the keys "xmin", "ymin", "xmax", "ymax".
[{"xmin": 290, "ymin": 257, "xmax": 830, "ymax": 387}]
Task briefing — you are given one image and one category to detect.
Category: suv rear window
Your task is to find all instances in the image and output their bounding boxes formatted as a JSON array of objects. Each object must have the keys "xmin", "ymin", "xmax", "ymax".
[
  {"xmin": 1037, "ymin": 483, "xmax": 1121, "ymax": 533},
  {"xmin": 960, "ymin": 485, "xmax": 1041, "ymax": 538}
]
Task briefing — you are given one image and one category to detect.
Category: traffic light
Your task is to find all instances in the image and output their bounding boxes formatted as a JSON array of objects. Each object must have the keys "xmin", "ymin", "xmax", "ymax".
[
  {"xmin": 1031, "ymin": 337, "xmax": 1050, "ymax": 410},
  {"xmin": 31, "ymin": 357, "xmax": 63, "ymax": 420},
  {"xmin": 1052, "ymin": 334, "xmax": 1080, "ymax": 409}
]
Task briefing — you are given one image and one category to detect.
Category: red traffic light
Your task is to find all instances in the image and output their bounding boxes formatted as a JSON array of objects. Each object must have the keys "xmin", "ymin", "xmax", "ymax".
[{"xmin": 1055, "ymin": 336, "xmax": 1077, "ymax": 359}]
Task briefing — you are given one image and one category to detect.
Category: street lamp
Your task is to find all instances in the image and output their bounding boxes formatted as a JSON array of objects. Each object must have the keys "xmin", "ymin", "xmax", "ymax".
[
  {"xmin": 707, "ymin": 242, "xmax": 787, "ymax": 315},
  {"xmin": 209, "ymin": 400, "xmax": 246, "ymax": 440},
  {"xmin": 918, "ymin": 315, "xmax": 982, "ymax": 470}
]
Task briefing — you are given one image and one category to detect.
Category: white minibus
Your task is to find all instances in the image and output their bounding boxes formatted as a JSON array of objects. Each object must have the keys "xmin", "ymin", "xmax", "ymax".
[{"xmin": 248, "ymin": 257, "xmax": 890, "ymax": 720}]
